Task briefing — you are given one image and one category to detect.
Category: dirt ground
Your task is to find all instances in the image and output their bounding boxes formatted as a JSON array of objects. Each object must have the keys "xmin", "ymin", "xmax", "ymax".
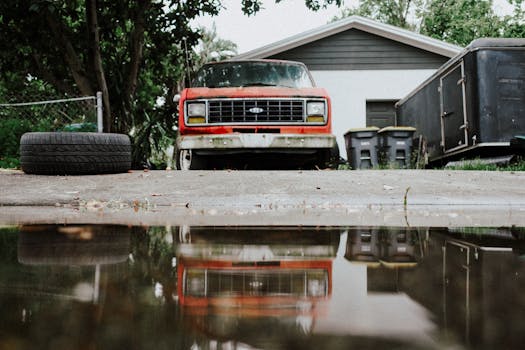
[{"xmin": 0, "ymin": 169, "xmax": 524, "ymax": 227}]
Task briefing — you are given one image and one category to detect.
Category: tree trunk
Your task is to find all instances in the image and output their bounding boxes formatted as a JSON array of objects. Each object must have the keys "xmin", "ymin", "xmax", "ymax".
[
  {"xmin": 45, "ymin": 12, "xmax": 94, "ymax": 97},
  {"xmin": 126, "ymin": 1, "xmax": 151, "ymax": 101},
  {"xmin": 86, "ymin": 0, "xmax": 112, "ymax": 132}
]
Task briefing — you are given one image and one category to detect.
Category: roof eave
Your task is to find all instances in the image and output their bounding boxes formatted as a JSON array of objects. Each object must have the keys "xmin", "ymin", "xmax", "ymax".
[{"xmin": 235, "ymin": 16, "xmax": 462, "ymax": 60}]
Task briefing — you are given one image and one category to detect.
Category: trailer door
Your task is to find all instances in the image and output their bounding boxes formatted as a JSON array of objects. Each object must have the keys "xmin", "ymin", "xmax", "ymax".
[
  {"xmin": 440, "ymin": 62, "xmax": 468, "ymax": 152},
  {"xmin": 444, "ymin": 240, "xmax": 471, "ymax": 343}
]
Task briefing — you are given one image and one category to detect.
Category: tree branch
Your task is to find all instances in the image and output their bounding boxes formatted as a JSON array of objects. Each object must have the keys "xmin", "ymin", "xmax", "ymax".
[
  {"xmin": 31, "ymin": 51, "xmax": 74, "ymax": 95},
  {"xmin": 45, "ymin": 11, "xmax": 94, "ymax": 97}
]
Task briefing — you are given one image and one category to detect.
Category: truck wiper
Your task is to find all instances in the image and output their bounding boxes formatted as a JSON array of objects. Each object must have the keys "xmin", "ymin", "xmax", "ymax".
[{"xmin": 241, "ymin": 82, "xmax": 278, "ymax": 87}]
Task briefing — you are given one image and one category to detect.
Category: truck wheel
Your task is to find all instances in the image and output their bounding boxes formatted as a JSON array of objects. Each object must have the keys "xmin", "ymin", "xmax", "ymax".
[
  {"xmin": 20, "ymin": 132, "xmax": 131, "ymax": 175},
  {"xmin": 176, "ymin": 149, "xmax": 207, "ymax": 170}
]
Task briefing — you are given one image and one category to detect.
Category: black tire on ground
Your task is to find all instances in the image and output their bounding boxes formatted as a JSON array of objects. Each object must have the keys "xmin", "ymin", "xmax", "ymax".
[{"xmin": 20, "ymin": 132, "xmax": 131, "ymax": 175}]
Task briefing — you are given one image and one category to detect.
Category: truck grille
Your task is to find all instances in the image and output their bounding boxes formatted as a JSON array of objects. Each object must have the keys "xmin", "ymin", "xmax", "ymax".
[
  {"xmin": 185, "ymin": 268, "xmax": 328, "ymax": 297},
  {"xmin": 208, "ymin": 99, "xmax": 305, "ymax": 124}
]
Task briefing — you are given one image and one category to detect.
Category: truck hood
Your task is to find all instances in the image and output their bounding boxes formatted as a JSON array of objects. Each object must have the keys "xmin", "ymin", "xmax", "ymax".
[{"xmin": 184, "ymin": 86, "xmax": 328, "ymax": 100}]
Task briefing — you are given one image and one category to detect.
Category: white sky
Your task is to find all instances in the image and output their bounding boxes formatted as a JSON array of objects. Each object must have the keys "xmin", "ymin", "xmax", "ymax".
[{"xmin": 192, "ymin": 0, "xmax": 516, "ymax": 54}]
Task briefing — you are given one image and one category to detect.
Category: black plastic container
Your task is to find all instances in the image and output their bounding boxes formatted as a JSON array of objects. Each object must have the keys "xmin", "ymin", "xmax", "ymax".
[
  {"xmin": 344, "ymin": 127, "xmax": 379, "ymax": 169},
  {"xmin": 396, "ymin": 38, "xmax": 525, "ymax": 164},
  {"xmin": 378, "ymin": 126, "xmax": 416, "ymax": 168}
]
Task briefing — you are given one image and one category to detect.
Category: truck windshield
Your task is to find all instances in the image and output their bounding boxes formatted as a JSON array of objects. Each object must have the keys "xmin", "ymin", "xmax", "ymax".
[{"xmin": 192, "ymin": 61, "xmax": 314, "ymax": 89}]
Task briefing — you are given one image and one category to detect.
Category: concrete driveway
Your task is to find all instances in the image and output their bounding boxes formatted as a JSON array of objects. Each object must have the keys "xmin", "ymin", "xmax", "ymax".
[{"xmin": 0, "ymin": 169, "xmax": 524, "ymax": 227}]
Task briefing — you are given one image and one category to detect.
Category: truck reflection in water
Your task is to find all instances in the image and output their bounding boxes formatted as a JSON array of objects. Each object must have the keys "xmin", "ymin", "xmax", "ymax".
[
  {"xmin": 176, "ymin": 226, "xmax": 339, "ymax": 341},
  {"xmin": 0, "ymin": 224, "xmax": 523, "ymax": 349}
]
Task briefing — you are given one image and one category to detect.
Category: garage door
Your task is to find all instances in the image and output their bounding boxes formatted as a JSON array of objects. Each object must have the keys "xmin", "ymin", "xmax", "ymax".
[{"xmin": 366, "ymin": 100, "xmax": 397, "ymax": 128}]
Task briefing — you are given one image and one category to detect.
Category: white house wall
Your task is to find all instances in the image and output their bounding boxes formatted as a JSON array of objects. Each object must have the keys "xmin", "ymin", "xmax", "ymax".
[{"xmin": 311, "ymin": 69, "xmax": 436, "ymax": 159}]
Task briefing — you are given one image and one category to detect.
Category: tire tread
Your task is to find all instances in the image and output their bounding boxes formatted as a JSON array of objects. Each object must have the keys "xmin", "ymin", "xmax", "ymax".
[{"xmin": 20, "ymin": 132, "xmax": 132, "ymax": 175}]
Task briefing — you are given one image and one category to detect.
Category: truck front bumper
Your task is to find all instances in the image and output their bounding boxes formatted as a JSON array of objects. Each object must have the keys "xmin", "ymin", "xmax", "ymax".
[{"xmin": 177, "ymin": 133, "xmax": 336, "ymax": 151}]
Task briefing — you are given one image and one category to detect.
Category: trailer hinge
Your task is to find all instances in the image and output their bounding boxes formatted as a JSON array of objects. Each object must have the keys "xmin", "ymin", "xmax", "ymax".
[
  {"xmin": 459, "ymin": 123, "xmax": 468, "ymax": 130},
  {"xmin": 457, "ymin": 76, "xmax": 467, "ymax": 85}
]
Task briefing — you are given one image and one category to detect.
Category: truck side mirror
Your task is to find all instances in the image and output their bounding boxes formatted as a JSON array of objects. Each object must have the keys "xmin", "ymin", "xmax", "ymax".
[{"xmin": 173, "ymin": 94, "xmax": 181, "ymax": 103}]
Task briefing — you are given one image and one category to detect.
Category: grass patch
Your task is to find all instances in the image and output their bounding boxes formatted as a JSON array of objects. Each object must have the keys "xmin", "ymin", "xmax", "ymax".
[{"xmin": 445, "ymin": 158, "xmax": 525, "ymax": 171}]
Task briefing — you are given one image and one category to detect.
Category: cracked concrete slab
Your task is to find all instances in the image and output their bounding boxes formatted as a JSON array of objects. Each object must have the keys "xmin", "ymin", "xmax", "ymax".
[{"xmin": 0, "ymin": 169, "xmax": 524, "ymax": 227}]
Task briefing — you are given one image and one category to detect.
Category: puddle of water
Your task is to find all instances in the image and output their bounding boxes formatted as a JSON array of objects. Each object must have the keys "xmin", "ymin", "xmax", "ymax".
[{"xmin": 0, "ymin": 225, "xmax": 524, "ymax": 349}]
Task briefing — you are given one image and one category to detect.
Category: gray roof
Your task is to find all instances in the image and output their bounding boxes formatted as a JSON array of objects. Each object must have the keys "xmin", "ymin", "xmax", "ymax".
[{"xmin": 235, "ymin": 16, "xmax": 462, "ymax": 60}]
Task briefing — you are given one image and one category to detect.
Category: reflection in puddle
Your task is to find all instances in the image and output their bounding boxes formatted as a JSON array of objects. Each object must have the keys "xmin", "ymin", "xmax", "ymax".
[
  {"xmin": 176, "ymin": 227, "xmax": 339, "ymax": 346},
  {"xmin": 0, "ymin": 225, "xmax": 523, "ymax": 349}
]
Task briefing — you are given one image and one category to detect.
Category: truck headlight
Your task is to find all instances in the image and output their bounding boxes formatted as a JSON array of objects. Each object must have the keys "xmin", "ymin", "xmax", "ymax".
[
  {"xmin": 307, "ymin": 271, "xmax": 327, "ymax": 296},
  {"xmin": 306, "ymin": 101, "xmax": 326, "ymax": 123},
  {"xmin": 187, "ymin": 102, "xmax": 206, "ymax": 124},
  {"xmin": 185, "ymin": 269, "xmax": 206, "ymax": 296},
  {"xmin": 187, "ymin": 102, "xmax": 206, "ymax": 116}
]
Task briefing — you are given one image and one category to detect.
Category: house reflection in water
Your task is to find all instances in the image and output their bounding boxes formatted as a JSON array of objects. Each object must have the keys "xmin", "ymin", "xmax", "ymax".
[
  {"xmin": 409, "ymin": 227, "xmax": 525, "ymax": 349},
  {"xmin": 338, "ymin": 226, "xmax": 525, "ymax": 350},
  {"xmin": 314, "ymin": 227, "xmax": 436, "ymax": 347}
]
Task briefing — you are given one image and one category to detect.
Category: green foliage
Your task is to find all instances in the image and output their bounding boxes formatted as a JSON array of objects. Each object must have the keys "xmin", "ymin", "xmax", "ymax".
[
  {"xmin": 333, "ymin": 0, "xmax": 421, "ymax": 29},
  {"xmin": 419, "ymin": 0, "xmax": 502, "ymax": 46},
  {"xmin": 0, "ymin": 118, "xmax": 31, "ymax": 160},
  {"xmin": 0, "ymin": 0, "xmax": 345, "ymax": 166},
  {"xmin": 334, "ymin": 0, "xmax": 525, "ymax": 46},
  {"xmin": 131, "ymin": 111, "xmax": 176, "ymax": 169},
  {"xmin": 61, "ymin": 122, "xmax": 97, "ymax": 132},
  {"xmin": 0, "ymin": 0, "xmax": 223, "ymax": 167},
  {"xmin": 500, "ymin": 0, "xmax": 525, "ymax": 37},
  {"xmin": 0, "ymin": 75, "xmax": 82, "ymax": 168},
  {"xmin": 243, "ymin": 0, "xmax": 343, "ymax": 15},
  {"xmin": 0, "ymin": 156, "xmax": 19, "ymax": 169},
  {"xmin": 0, "ymin": 115, "xmax": 61, "ymax": 168},
  {"xmin": 0, "ymin": 54, "xmax": 98, "ymax": 168},
  {"xmin": 194, "ymin": 24, "xmax": 238, "ymax": 69}
]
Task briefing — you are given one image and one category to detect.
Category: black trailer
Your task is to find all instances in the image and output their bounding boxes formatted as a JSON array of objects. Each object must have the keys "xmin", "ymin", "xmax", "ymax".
[{"xmin": 396, "ymin": 38, "xmax": 525, "ymax": 164}]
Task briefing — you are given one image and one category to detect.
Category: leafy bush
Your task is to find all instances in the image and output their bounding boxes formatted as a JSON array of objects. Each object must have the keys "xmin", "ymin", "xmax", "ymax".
[
  {"xmin": 0, "ymin": 118, "xmax": 32, "ymax": 159},
  {"xmin": 61, "ymin": 122, "xmax": 97, "ymax": 132},
  {"xmin": 0, "ymin": 156, "xmax": 20, "ymax": 169},
  {"xmin": 0, "ymin": 115, "xmax": 60, "ymax": 168}
]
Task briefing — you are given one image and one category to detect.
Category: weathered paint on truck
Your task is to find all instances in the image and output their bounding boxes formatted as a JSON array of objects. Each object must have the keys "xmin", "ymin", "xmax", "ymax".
[
  {"xmin": 178, "ymin": 87, "xmax": 333, "ymax": 136},
  {"xmin": 176, "ymin": 59, "xmax": 336, "ymax": 169}
]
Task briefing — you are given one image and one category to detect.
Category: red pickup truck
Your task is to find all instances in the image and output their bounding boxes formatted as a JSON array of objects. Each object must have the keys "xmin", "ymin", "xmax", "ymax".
[{"xmin": 176, "ymin": 59, "xmax": 337, "ymax": 170}]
